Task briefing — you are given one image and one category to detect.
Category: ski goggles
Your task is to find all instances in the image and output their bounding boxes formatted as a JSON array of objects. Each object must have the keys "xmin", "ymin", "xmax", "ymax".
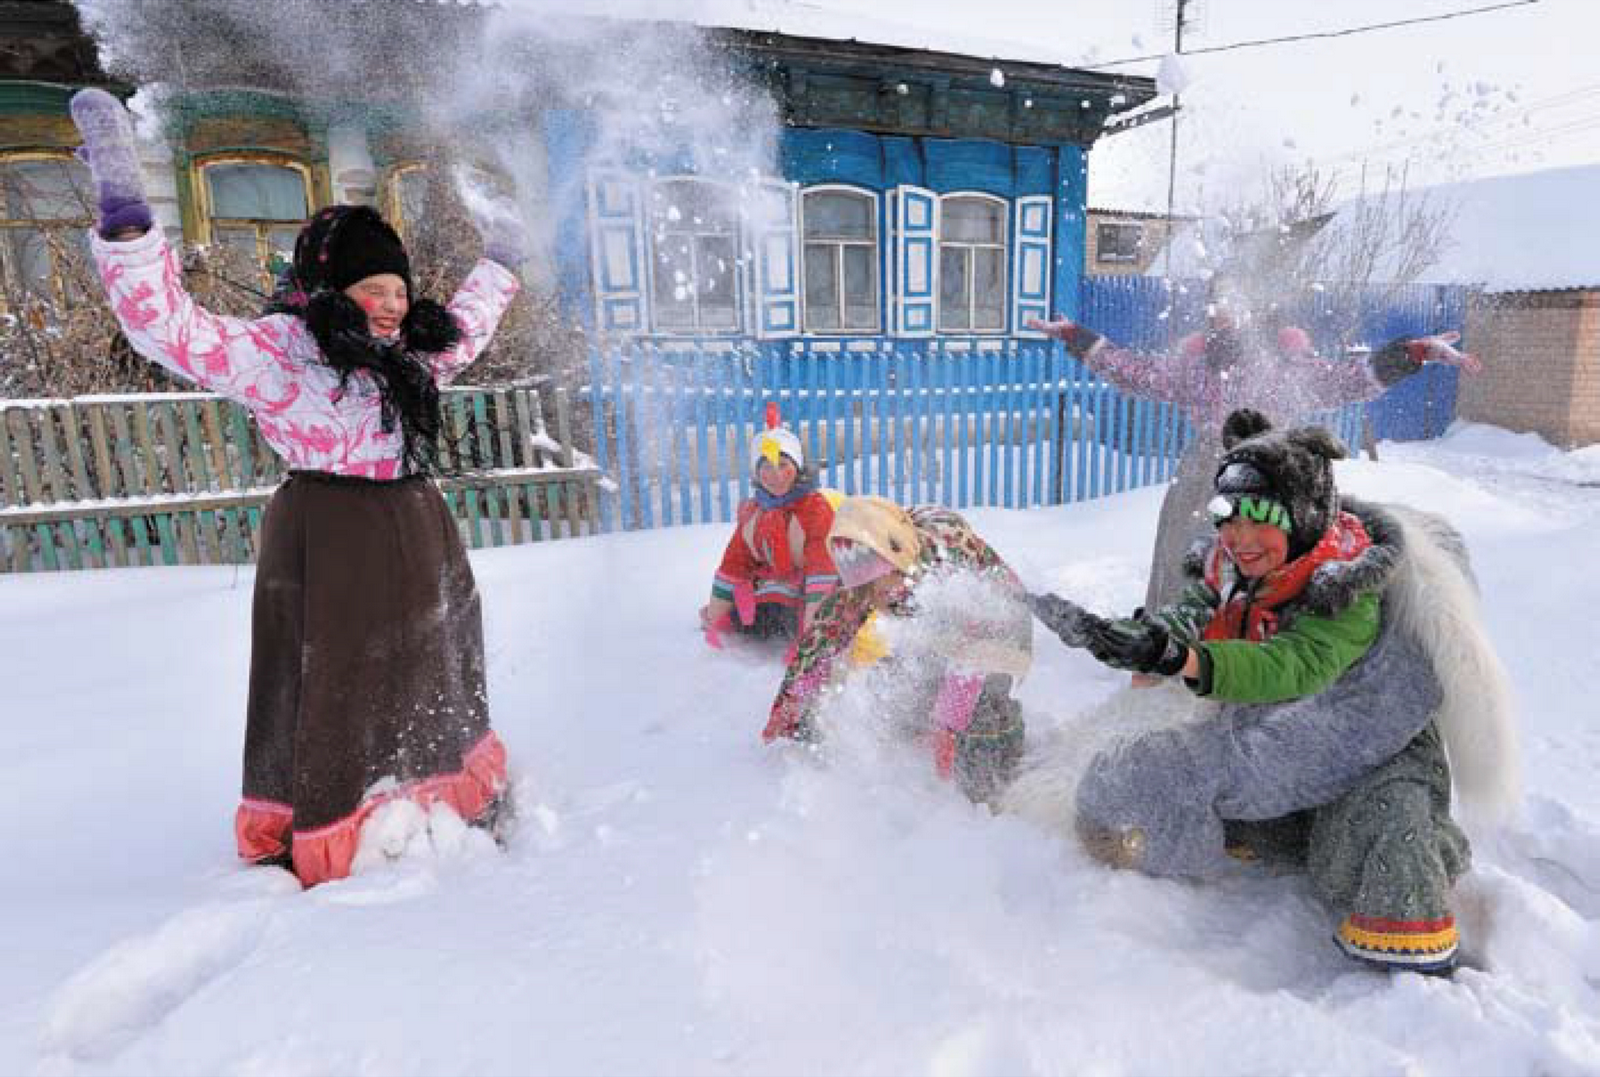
[{"xmin": 1208, "ymin": 493, "xmax": 1292, "ymax": 533}]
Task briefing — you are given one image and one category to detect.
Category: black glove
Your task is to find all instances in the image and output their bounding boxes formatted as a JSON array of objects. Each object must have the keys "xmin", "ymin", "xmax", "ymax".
[
  {"xmin": 1029, "ymin": 592, "xmax": 1098, "ymax": 648},
  {"xmin": 1082, "ymin": 614, "xmax": 1189, "ymax": 677}
]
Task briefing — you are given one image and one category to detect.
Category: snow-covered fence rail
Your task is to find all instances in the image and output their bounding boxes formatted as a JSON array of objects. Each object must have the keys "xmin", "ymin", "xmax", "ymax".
[
  {"xmin": 0, "ymin": 387, "xmax": 604, "ymax": 573},
  {"xmin": 583, "ymin": 340, "xmax": 1368, "ymax": 531}
]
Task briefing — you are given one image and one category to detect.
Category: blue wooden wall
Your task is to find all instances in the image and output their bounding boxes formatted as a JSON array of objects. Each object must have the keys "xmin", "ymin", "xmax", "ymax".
[{"xmin": 545, "ymin": 110, "xmax": 1089, "ymax": 341}]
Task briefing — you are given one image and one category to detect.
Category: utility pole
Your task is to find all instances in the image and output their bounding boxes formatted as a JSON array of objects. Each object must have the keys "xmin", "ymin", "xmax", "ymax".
[{"xmin": 1161, "ymin": 0, "xmax": 1189, "ymax": 281}]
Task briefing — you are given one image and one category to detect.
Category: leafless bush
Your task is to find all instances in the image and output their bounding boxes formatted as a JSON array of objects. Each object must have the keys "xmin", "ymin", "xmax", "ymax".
[
  {"xmin": 1, "ymin": 163, "xmax": 589, "ymax": 400},
  {"xmin": 398, "ymin": 163, "xmax": 588, "ymax": 390},
  {"xmin": 1215, "ymin": 161, "xmax": 1457, "ymax": 345}
]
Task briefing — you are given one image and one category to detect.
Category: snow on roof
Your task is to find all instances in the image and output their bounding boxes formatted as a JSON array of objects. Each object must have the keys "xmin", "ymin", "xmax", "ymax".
[
  {"xmin": 1409, "ymin": 164, "xmax": 1600, "ymax": 293},
  {"xmin": 496, "ymin": 0, "xmax": 1108, "ymax": 69},
  {"xmin": 1138, "ymin": 164, "xmax": 1600, "ymax": 293}
]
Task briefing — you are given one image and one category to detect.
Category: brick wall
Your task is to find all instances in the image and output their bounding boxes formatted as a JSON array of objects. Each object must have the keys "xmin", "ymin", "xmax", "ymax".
[
  {"xmin": 1459, "ymin": 288, "xmax": 1600, "ymax": 448},
  {"xmin": 1571, "ymin": 294, "xmax": 1600, "ymax": 445},
  {"xmin": 1085, "ymin": 212, "xmax": 1182, "ymax": 276}
]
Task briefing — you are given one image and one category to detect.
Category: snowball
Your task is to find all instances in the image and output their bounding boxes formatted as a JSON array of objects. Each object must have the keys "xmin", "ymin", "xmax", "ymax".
[{"xmin": 1157, "ymin": 53, "xmax": 1191, "ymax": 96}]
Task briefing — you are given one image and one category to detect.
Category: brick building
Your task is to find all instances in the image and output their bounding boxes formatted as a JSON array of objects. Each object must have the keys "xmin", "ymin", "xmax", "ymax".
[
  {"xmin": 1460, "ymin": 288, "xmax": 1600, "ymax": 448},
  {"xmin": 1083, "ymin": 207, "xmax": 1192, "ymax": 277},
  {"xmin": 1417, "ymin": 164, "xmax": 1600, "ymax": 448}
]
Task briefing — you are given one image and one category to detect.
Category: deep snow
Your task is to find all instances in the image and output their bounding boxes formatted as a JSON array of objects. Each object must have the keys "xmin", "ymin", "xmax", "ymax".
[{"xmin": 2, "ymin": 422, "xmax": 1598, "ymax": 1077}]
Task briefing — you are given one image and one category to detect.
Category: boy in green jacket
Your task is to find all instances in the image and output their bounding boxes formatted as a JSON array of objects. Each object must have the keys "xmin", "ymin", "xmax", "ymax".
[{"xmin": 1030, "ymin": 409, "xmax": 1485, "ymax": 974}]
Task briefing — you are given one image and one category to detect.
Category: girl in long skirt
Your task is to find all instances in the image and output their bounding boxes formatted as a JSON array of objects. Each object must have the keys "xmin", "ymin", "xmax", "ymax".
[{"xmin": 72, "ymin": 89, "xmax": 527, "ymax": 886}]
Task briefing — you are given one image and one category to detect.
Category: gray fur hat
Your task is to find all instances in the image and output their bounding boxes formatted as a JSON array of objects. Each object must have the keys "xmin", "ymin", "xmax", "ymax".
[{"xmin": 1213, "ymin": 408, "xmax": 1346, "ymax": 558}]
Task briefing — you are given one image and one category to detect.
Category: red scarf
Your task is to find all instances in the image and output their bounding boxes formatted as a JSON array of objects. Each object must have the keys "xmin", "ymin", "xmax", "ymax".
[{"xmin": 1202, "ymin": 512, "xmax": 1372, "ymax": 642}]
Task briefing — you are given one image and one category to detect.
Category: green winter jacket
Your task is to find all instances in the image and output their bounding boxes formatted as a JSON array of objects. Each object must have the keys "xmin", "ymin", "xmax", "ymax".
[
  {"xmin": 1155, "ymin": 509, "xmax": 1384, "ymax": 705},
  {"xmin": 1198, "ymin": 592, "xmax": 1379, "ymax": 703}
]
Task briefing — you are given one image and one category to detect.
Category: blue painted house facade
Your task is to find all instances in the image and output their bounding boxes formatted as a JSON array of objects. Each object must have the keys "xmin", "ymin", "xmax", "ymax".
[
  {"xmin": 545, "ymin": 30, "xmax": 1155, "ymax": 353},
  {"xmin": 1, "ymin": 5, "xmax": 1153, "ymax": 363}
]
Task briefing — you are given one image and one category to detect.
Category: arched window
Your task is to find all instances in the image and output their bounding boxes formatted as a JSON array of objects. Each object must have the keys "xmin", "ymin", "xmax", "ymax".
[
  {"xmin": 648, "ymin": 178, "xmax": 739, "ymax": 334},
  {"xmin": 0, "ymin": 153, "xmax": 93, "ymax": 307},
  {"xmin": 198, "ymin": 157, "xmax": 311, "ymax": 287},
  {"xmin": 938, "ymin": 194, "xmax": 1007, "ymax": 333},
  {"xmin": 801, "ymin": 187, "xmax": 878, "ymax": 333}
]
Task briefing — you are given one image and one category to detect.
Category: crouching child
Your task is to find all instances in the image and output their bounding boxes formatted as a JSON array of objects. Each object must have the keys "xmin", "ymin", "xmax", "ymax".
[
  {"xmin": 1029, "ymin": 408, "xmax": 1518, "ymax": 973},
  {"xmin": 701, "ymin": 405, "xmax": 839, "ymax": 647},
  {"xmin": 763, "ymin": 496, "xmax": 1033, "ymax": 806}
]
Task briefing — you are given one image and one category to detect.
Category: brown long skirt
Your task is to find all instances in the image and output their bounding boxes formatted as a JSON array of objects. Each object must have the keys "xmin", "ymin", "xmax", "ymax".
[{"xmin": 234, "ymin": 471, "xmax": 507, "ymax": 886}]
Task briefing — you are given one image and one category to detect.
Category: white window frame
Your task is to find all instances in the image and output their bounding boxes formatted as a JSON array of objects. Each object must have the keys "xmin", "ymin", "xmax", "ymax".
[
  {"xmin": 645, "ymin": 175, "xmax": 743, "ymax": 337},
  {"xmin": 0, "ymin": 150, "xmax": 93, "ymax": 310},
  {"xmin": 937, "ymin": 191, "xmax": 1009, "ymax": 335},
  {"xmin": 799, "ymin": 183, "xmax": 880, "ymax": 335}
]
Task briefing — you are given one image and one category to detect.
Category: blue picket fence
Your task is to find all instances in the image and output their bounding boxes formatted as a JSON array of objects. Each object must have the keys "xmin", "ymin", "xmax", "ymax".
[
  {"xmin": 583, "ymin": 339, "xmax": 1363, "ymax": 532},
  {"xmin": 580, "ymin": 276, "xmax": 1468, "ymax": 533}
]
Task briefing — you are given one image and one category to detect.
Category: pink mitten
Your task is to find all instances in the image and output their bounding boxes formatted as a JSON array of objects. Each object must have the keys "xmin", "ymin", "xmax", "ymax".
[
  {"xmin": 733, "ymin": 580, "xmax": 757, "ymax": 626},
  {"xmin": 1406, "ymin": 331, "xmax": 1481, "ymax": 373},
  {"xmin": 702, "ymin": 611, "xmax": 732, "ymax": 649}
]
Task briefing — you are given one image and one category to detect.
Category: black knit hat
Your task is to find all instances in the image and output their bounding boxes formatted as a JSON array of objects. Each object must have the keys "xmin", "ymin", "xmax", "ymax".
[
  {"xmin": 261, "ymin": 204, "xmax": 462, "ymax": 477},
  {"xmin": 291, "ymin": 204, "xmax": 411, "ymax": 295},
  {"xmin": 1213, "ymin": 408, "xmax": 1347, "ymax": 558}
]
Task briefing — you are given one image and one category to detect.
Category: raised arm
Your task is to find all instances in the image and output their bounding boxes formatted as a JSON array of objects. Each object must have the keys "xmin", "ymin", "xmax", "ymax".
[
  {"xmin": 425, "ymin": 259, "xmax": 521, "ymax": 385},
  {"xmin": 1286, "ymin": 331, "xmax": 1480, "ymax": 411},
  {"xmin": 74, "ymin": 88, "xmax": 302, "ymax": 406},
  {"xmin": 427, "ymin": 185, "xmax": 530, "ymax": 384},
  {"xmin": 1028, "ymin": 316, "xmax": 1209, "ymax": 406},
  {"xmin": 92, "ymin": 228, "xmax": 304, "ymax": 407}
]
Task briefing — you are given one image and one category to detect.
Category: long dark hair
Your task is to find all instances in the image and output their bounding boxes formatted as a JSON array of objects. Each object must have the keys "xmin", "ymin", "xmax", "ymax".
[{"xmin": 264, "ymin": 206, "xmax": 462, "ymax": 475}]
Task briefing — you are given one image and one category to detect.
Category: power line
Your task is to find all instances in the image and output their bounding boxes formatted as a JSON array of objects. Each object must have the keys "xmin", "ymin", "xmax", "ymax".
[
  {"xmin": 1309, "ymin": 93, "xmax": 1600, "ymax": 169},
  {"xmin": 1081, "ymin": 0, "xmax": 1541, "ymax": 71}
]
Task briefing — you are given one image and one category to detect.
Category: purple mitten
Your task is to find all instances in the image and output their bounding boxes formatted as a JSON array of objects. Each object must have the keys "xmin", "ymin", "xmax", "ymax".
[
  {"xmin": 68, "ymin": 88, "xmax": 152, "ymax": 239},
  {"xmin": 475, "ymin": 202, "xmax": 529, "ymax": 269},
  {"xmin": 454, "ymin": 174, "xmax": 528, "ymax": 269}
]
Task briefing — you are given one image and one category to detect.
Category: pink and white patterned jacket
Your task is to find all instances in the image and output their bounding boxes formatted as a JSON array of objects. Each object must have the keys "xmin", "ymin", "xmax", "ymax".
[
  {"xmin": 92, "ymin": 227, "xmax": 520, "ymax": 479},
  {"xmin": 1080, "ymin": 326, "xmax": 1403, "ymax": 430}
]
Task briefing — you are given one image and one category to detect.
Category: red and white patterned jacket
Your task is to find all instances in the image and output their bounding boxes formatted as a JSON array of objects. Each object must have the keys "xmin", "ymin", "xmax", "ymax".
[{"xmin": 712, "ymin": 490, "xmax": 838, "ymax": 611}]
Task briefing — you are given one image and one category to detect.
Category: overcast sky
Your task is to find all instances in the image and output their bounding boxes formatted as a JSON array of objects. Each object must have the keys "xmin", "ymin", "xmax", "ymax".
[
  {"xmin": 805, "ymin": 0, "xmax": 1593, "ymax": 210},
  {"xmin": 572, "ymin": 0, "xmax": 1593, "ymax": 211}
]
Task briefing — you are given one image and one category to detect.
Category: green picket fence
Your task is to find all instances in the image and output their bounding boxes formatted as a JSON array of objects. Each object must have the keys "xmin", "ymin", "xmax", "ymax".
[{"xmin": 0, "ymin": 387, "xmax": 605, "ymax": 573}]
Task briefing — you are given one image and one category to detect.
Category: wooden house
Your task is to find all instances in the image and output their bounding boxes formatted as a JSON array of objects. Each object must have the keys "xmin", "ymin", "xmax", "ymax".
[{"xmin": 1, "ymin": 0, "xmax": 1155, "ymax": 358}]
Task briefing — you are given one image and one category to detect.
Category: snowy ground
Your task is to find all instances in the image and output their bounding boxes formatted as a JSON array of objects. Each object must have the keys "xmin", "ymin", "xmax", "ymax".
[{"xmin": 2, "ymin": 422, "xmax": 1598, "ymax": 1077}]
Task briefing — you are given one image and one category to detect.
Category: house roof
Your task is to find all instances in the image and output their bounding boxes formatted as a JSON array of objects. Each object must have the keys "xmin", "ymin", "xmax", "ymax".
[
  {"xmin": 1087, "ymin": 207, "xmax": 1197, "ymax": 222},
  {"xmin": 1409, "ymin": 164, "xmax": 1600, "ymax": 293},
  {"xmin": 0, "ymin": 0, "xmax": 114, "ymax": 85},
  {"xmin": 526, "ymin": 0, "xmax": 1128, "ymax": 72},
  {"xmin": 1140, "ymin": 165, "xmax": 1600, "ymax": 294}
]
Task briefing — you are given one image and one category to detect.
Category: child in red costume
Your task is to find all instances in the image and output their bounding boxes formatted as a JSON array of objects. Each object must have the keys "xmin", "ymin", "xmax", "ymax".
[{"xmin": 700, "ymin": 407, "xmax": 839, "ymax": 646}]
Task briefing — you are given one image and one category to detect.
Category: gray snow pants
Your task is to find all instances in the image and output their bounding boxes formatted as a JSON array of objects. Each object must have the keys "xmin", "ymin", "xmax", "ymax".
[
  {"xmin": 1224, "ymin": 723, "xmax": 1471, "ymax": 924},
  {"xmin": 953, "ymin": 675, "xmax": 1026, "ymax": 807}
]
